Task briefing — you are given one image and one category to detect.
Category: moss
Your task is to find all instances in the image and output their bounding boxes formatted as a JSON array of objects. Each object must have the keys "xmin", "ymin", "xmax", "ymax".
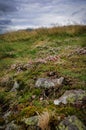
[
  {"xmin": 0, "ymin": 117, "xmax": 5, "ymax": 125},
  {"xmin": 21, "ymin": 106, "xmax": 38, "ymax": 117}
]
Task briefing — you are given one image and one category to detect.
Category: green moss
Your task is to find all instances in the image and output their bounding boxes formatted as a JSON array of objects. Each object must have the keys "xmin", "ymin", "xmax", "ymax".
[
  {"xmin": 20, "ymin": 105, "xmax": 42, "ymax": 117},
  {"xmin": 0, "ymin": 117, "xmax": 5, "ymax": 125}
]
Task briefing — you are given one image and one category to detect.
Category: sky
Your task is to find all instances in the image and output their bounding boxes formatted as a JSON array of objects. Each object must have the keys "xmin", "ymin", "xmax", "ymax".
[{"xmin": 0, "ymin": 0, "xmax": 86, "ymax": 33}]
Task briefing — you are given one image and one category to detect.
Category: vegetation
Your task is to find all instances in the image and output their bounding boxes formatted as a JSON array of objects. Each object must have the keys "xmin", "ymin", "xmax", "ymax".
[{"xmin": 0, "ymin": 25, "xmax": 86, "ymax": 129}]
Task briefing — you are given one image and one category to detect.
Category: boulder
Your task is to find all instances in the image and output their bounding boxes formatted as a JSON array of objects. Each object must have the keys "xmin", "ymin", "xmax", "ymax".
[
  {"xmin": 56, "ymin": 116, "xmax": 86, "ymax": 130},
  {"xmin": 35, "ymin": 77, "xmax": 64, "ymax": 89},
  {"xmin": 54, "ymin": 90, "xmax": 86, "ymax": 105}
]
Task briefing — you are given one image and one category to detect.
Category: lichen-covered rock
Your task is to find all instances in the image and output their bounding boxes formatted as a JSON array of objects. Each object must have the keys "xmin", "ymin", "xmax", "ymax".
[
  {"xmin": 5, "ymin": 121, "xmax": 22, "ymax": 130},
  {"xmin": 22, "ymin": 116, "xmax": 40, "ymax": 130},
  {"xmin": 35, "ymin": 77, "xmax": 64, "ymax": 88},
  {"xmin": 35, "ymin": 78, "xmax": 55, "ymax": 88},
  {"xmin": 3, "ymin": 111, "xmax": 12, "ymax": 123},
  {"xmin": 54, "ymin": 90, "xmax": 86, "ymax": 105},
  {"xmin": 56, "ymin": 116, "xmax": 86, "ymax": 130},
  {"xmin": 22, "ymin": 116, "xmax": 38, "ymax": 126},
  {"xmin": 52, "ymin": 77, "xmax": 64, "ymax": 85}
]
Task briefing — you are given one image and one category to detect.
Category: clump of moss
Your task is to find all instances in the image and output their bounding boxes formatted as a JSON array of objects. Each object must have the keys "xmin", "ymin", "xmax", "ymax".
[
  {"xmin": 0, "ymin": 117, "xmax": 5, "ymax": 125},
  {"xmin": 21, "ymin": 106, "xmax": 40, "ymax": 117}
]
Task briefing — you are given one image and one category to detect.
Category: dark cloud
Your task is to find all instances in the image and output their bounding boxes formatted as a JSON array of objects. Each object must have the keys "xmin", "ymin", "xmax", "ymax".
[
  {"xmin": 0, "ymin": 20, "xmax": 11, "ymax": 25},
  {"xmin": 0, "ymin": 0, "xmax": 17, "ymax": 33},
  {"xmin": 0, "ymin": 0, "xmax": 17, "ymax": 14}
]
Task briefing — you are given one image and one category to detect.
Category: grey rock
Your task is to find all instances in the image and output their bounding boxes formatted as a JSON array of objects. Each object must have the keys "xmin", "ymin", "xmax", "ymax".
[
  {"xmin": 22, "ymin": 116, "xmax": 38, "ymax": 126},
  {"xmin": 35, "ymin": 77, "xmax": 64, "ymax": 89},
  {"xmin": 5, "ymin": 121, "xmax": 22, "ymax": 130},
  {"xmin": 54, "ymin": 89, "xmax": 86, "ymax": 105},
  {"xmin": 35, "ymin": 78, "xmax": 55, "ymax": 88},
  {"xmin": 3, "ymin": 111, "xmax": 12, "ymax": 123},
  {"xmin": 57, "ymin": 116, "xmax": 86, "ymax": 130},
  {"xmin": 52, "ymin": 77, "xmax": 64, "ymax": 85},
  {"xmin": 10, "ymin": 81, "xmax": 19, "ymax": 92}
]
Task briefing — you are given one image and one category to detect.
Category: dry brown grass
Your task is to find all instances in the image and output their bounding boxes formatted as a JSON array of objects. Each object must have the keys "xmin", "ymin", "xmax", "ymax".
[
  {"xmin": 38, "ymin": 111, "xmax": 51, "ymax": 130},
  {"xmin": 35, "ymin": 25, "xmax": 86, "ymax": 35},
  {"xmin": 0, "ymin": 25, "xmax": 86, "ymax": 42}
]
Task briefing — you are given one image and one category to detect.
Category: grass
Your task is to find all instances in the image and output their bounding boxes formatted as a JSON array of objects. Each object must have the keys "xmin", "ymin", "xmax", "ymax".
[{"xmin": 0, "ymin": 25, "xmax": 86, "ymax": 128}]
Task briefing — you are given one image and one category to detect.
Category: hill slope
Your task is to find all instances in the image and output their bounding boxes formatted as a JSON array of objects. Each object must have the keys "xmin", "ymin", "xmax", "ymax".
[{"xmin": 0, "ymin": 25, "xmax": 86, "ymax": 130}]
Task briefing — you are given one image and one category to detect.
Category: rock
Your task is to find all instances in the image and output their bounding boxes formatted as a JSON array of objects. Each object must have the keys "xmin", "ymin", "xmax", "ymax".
[
  {"xmin": 23, "ymin": 116, "xmax": 40, "ymax": 130},
  {"xmin": 52, "ymin": 77, "xmax": 64, "ymax": 85},
  {"xmin": 35, "ymin": 77, "xmax": 64, "ymax": 89},
  {"xmin": 54, "ymin": 90, "xmax": 86, "ymax": 105},
  {"xmin": 10, "ymin": 81, "xmax": 19, "ymax": 92},
  {"xmin": 57, "ymin": 116, "xmax": 86, "ymax": 130},
  {"xmin": 76, "ymin": 47, "xmax": 86, "ymax": 55},
  {"xmin": 35, "ymin": 78, "xmax": 55, "ymax": 88},
  {"xmin": 31, "ymin": 95, "xmax": 36, "ymax": 99},
  {"xmin": 5, "ymin": 121, "xmax": 22, "ymax": 130},
  {"xmin": 3, "ymin": 111, "xmax": 12, "ymax": 123},
  {"xmin": 22, "ymin": 116, "xmax": 38, "ymax": 126}
]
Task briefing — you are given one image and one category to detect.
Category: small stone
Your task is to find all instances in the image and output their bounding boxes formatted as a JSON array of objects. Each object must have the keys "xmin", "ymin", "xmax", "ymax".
[
  {"xmin": 22, "ymin": 116, "xmax": 38, "ymax": 126},
  {"xmin": 40, "ymin": 97, "xmax": 43, "ymax": 101},
  {"xmin": 32, "ymin": 95, "xmax": 36, "ymax": 99},
  {"xmin": 10, "ymin": 81, "xmax": 19, "ymax": 92},
  {"xmin": 3, "ymin": 111, "xmax": 12, "ymax": 123}
]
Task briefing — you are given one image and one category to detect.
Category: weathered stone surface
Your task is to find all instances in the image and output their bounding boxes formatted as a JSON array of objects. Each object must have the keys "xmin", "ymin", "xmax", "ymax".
[
  {"xmin": 5, "ymin": 121, "xmax": 22, "ymax": 130},
  {"xmin": 22, "ymin": 116, "xmax": 38, "ymax": 126},
  {"xmin": 76, "ymin": 47, "xmax": 86, "ymax": 55},
  {"xmin": 56, "ymin": 116, "xmax": 86, "ymax": 130},
  {"xmin": 35, "ymin": 78, "xmax": 55, "ymax": 88},
  {"xmin": 10, "ymin": 81, "xmax": 19, "ymax": 92},
  {"xmin": 3, "ymin": 111, "xmax": 12, "ymax": 124},
  {"xmin": 35, "ymin": 77, "xmax": 64, "ymax": 89},
  {"xmin": 52, "ymin": 77, "xmax": 64, "ymax": 85},
  {"xmin": 54, "ymin": 90, "xmax": 86, "ymax": 105}
]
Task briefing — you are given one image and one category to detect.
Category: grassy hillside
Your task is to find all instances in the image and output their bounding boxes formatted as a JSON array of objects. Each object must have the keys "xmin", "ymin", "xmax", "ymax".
[{"xmin": 0, "ymin": 25, "xmax": 86, "ymax": 129}]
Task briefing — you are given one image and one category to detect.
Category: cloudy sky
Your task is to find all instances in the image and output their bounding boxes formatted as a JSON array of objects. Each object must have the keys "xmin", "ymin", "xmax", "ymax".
[{"xmin": 0, "ymin": 0, "xmax": 86, "ymax": 33}]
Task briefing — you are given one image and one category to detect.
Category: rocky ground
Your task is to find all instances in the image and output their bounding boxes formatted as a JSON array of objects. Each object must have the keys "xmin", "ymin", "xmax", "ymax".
[{"xmin": 0, "ymin": 26, "xmax": 86, "ymax": 130}]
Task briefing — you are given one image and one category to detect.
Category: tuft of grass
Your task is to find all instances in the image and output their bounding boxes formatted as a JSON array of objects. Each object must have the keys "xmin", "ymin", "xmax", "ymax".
[{"xmin": 38, "ymin": 111, "xmax": 50, "ymax": 130}]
